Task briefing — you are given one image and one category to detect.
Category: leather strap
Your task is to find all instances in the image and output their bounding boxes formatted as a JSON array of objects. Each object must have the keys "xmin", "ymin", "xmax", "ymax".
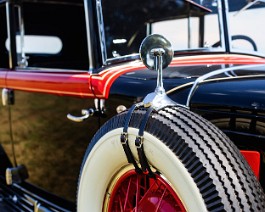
[
  {"xmin": 135, "ymin": 107, "xmax": 155, "ymax": 178},
  {"xmin": 120, "ymin": 104, "xmax": 141, "ymax": 173}
]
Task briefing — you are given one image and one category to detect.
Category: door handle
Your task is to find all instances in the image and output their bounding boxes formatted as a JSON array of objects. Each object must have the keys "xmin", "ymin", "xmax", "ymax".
[{"xmin": 67, "ymin": 108, "xmax": 94, "ymax": 122}]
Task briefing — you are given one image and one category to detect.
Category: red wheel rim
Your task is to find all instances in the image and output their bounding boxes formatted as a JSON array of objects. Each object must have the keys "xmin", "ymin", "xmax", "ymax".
[{"xmin": 107, "ymin": 170, "xmax": 186, "ymax": 212}]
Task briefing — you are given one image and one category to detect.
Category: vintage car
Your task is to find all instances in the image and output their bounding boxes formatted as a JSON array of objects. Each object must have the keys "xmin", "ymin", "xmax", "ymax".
[{"xmin": 0, "ymin": 0, "xmax": 265, "ymax": 211}]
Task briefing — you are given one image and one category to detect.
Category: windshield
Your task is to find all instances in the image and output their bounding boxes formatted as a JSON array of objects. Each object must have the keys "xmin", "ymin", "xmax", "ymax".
[
  {"xmin": 101, "ymin": 0, "xmax": 220, "ymax": 58},
  {"xmin": 101, "ymin": 0, "xmax": 265, "ymax": 59},
  {"xmin": 228, "ymin": 0, "xmax": 265, "ymax": 55}
]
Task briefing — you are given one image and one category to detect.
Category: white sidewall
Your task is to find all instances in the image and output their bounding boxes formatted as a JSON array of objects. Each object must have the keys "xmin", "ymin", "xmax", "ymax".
[{"xmin": 78, "ymin": 127, "xmax": 207, "ymax": 212}]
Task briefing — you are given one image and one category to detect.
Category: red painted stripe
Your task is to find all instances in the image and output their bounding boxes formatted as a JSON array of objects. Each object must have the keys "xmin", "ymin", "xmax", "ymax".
[
  {"xmin": 91, "ymin": 61, "xmax": 145, "ymax": 98},
  {"xmin": 170, "ymin": 54, "xmax": 265, "ymax": 65},
  {"xmin": 6, "ymin": 70, "xmax": 93, "ymax": 98},
  {"xmin": 0, "ymin": 70, "xmax": 7, "ymax": 87},
  {"xmin": 2, "ymin": 54, "xmax": 265, "ymax": 99},
  {"xmin": 92, "ymin": 54, "xmax": 265, "ymax": 98}
]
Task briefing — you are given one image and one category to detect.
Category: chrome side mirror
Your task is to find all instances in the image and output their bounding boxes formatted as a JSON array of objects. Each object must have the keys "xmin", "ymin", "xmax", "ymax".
[
  {"xmin": 139, "ymin": 34, "xmax": 178, "ymax": 110},
  {"xmin": 140, "ymin": 34, "xmax": 173, "ymax": 70}
]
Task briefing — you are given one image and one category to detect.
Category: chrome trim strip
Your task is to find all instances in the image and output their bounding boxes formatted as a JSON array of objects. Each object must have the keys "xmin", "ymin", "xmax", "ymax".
[
  {"xmin": 6, "ymin": 2, "xmax": 12, "ymax": 69},
  {"xmin": 84, "ymin": 0, "xmax": 95, "ymax": 72},
  {"xmin": 217, "ymin": 0, "xmax": 226, "ymax": 51},
  {"xmin": 16, "ymin": 4, "xmax": 28, "ymax": 68},
  {"xmin": 146, "ymin": 23, "xmax": 151, "ymax": 36},
  {"xmin": 13, "ymin": 183, "xmax": 71, "ymax": 212},
  {"xmin": 96, "ymin": 0, "xmax": 107, "ymax": 65},
  {"xmin": 105, "ymin": 53, "xmax": 140, "ymax": 65},
  {"xmin": 167, "ymin": 74, "xmax": 265, "ymax": 95},
  {"xmin": 223, "ymin": 0, "xmax": 232, "ymax": 52},
  {"xmin": 186, "ymin": 64, "xmax": 265, "ymax": 107},
  {"xmin": 188, "ymin": 11, "xmax": 191, "ymax": 49}
]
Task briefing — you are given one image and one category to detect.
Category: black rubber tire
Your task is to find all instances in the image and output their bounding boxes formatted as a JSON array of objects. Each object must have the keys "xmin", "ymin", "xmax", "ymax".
[{"xmin": 77, "ymin": 106, "xmax": 265, "ymax": 211}]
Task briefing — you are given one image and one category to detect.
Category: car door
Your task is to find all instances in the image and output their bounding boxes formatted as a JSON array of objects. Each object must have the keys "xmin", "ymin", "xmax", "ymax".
[{"xmin": 3, "ymin": 1, "xmax": 100, "ymax": 203}]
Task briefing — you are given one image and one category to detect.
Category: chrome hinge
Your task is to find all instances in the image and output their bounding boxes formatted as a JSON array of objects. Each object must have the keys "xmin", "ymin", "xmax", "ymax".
[{"xmin": 2, "ymin": 88, "xmax": 14, "ymax": 106}]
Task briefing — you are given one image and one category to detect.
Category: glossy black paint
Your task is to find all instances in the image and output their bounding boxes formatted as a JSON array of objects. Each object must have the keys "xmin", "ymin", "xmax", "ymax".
[
  {"xmin": 110, "ymin": 64, "xmax": 265, "ymax": 109},
  {"xmin": 0, "ymin": 91, "xmax": 99, "ymax": 210},
  {"xmin": 10, "ymin": 92, "xmax": 99, "ymax": 201}
]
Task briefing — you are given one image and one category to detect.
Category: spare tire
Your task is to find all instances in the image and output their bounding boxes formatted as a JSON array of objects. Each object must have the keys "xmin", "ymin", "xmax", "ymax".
[{"xmin": 77, "ymin": 106, "xmax": 265, "ymax": 211}]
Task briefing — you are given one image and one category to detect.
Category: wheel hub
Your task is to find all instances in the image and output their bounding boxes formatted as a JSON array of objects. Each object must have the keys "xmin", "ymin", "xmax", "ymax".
[{"xmin": 105, "ymin": 170, "xmax": 186, "ymax": 212}]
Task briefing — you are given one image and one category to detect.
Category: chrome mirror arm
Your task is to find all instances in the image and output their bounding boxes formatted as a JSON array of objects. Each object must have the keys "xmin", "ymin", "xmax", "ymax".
[
  {"xmin": 153, "ymin": 48, "xmax": 165, "ymax": 95},
  {"xmin": 140, "ymin": 34, "xmax": 181, "ymax": 111}
]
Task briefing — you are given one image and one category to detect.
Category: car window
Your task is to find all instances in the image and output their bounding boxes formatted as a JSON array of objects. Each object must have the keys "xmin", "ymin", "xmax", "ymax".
[
  {"xmin": 0, "ymin": 4, "xmax": 9, "ymax": 68},
  {"xmin": 228, "ymin": 0, "xmax": 265, "ymax": 55},
  {"xmin": 102, "ymin": 0, "xmax": 219, "ymax": 59},
  {"xmin": 12, "ymin": 2, "xmax": 89, "ymax": 70},
  {"xmin": 152, "ymin": 13, "xmax": 220, "ymax": 50}
]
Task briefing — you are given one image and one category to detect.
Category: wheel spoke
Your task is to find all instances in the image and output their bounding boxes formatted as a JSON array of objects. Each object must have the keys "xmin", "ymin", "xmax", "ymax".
[
  {"xmin": 135, "ymin": 175, "xmax": 140, "ymax": 211},
  {"xmin": 155, "ymin": 187, "xmax": 167, "ymax": 212},
  {"xmin": 118, "ymin": 196, "xmax": 123, "ymax": 212},
  {"xmin": 137, "ymin": 178, "xmax": 156, "ymax": 205},
  {"xmin": 123, "ymin": 177, "xmax": 132, "ymax": 210},
  {"xmin": 108, "ymin": 170, "xmax": 186, "ymax": 212}
]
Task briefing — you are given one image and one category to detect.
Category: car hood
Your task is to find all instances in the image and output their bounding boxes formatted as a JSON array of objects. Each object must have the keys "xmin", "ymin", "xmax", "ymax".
[
  {"xmin": 164, "ymin": 64, "xmax": 265, "ymax": 110},
  {"xmin": 111, "ymin": 55, "xmax": 265, "ymax": 110}
]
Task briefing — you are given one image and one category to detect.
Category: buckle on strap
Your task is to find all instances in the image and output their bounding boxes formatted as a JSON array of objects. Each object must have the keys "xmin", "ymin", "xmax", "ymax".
[
  {"xmin": 135, "ymin": 136, "xmax": 143, "ymax": 148},
  {"xmin": 120, "ymin": 132, "xmax": 128, "ymax": 145}
]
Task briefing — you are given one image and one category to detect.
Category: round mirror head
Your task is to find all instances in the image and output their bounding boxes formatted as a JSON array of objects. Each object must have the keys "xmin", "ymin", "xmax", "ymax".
[{"xmin": 139, "ymin": 34, "xmax": 173, "ymax": 70}]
